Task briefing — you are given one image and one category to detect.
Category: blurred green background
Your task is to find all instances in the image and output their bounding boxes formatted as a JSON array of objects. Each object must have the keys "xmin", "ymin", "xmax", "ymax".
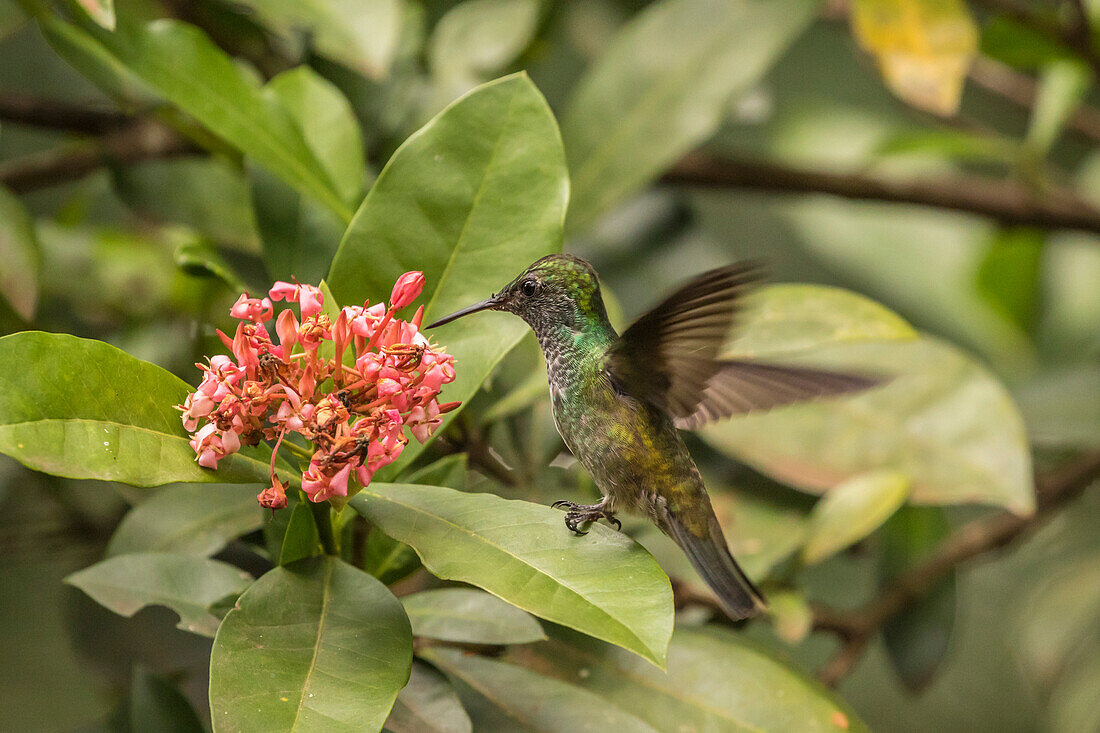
[{"xmin": 1, "ymin": 0, "xmax": 1099, "ymax": 731}]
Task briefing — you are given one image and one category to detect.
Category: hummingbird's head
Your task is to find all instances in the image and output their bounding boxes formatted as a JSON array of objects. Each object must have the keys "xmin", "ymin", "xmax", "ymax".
[{"xmin": 426, "ymin": 254, "xmax": 609, "ymax": 335}]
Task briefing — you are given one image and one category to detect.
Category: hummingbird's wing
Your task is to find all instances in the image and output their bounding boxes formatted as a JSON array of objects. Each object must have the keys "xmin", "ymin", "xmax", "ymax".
[{"xmin": 605, "ymin": 263, "xmax": 882, "ymax": 428}]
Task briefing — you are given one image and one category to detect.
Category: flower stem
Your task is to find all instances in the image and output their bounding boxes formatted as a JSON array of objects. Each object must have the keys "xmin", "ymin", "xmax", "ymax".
[{"xmin": 309, "ymin": 499, "xmax": 340, "ymax": 556}]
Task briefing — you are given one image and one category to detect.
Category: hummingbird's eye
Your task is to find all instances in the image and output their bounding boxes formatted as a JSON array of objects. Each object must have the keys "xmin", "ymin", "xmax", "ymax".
[{"xmin": 521, "ymin": 279, "xmax": 538, "ymax": 297}]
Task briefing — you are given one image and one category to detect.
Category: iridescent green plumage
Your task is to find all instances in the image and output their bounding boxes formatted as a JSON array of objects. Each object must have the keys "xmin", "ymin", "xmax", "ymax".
[{"xmin": 429, "ymin": 254, "xmax": 880, "ymax": 620}]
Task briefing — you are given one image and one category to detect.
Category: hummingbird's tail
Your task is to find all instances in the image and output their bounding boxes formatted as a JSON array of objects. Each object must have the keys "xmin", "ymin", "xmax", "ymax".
[{"xmin": 661, "ymin": 507, "xmax": 767, "ymax": 621}]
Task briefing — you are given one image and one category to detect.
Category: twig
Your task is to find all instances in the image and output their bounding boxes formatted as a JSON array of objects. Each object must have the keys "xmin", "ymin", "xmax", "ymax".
[
  {"xmin": 0, "ymin": 118, "xmax": 197, "ymax": 193},
  {"xmin": 0, "ymin": 92, "xmax": 133, "ymax": 134},
  {"xmin": 811, "ymin": 450, "xmax": 1100, "ymax": 686},
  {"xmin": 969, "ymin": 57, "xmax": 1100, "ymax": 143},
  {"xmin": 662, "ymin": 153, "xmax": 1100, "ymax": 236}
]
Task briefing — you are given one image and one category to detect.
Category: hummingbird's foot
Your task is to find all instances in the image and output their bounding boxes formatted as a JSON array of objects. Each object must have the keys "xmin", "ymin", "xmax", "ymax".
[{"xmin": 551, "ymin": 500, "xmax": 621, "ymax": 534}]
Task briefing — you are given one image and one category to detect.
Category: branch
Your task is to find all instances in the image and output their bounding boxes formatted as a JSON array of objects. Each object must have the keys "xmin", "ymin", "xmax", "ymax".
[
  {"xmin": 812, "ymin": 450, "xmax": 1100, "ymax": 686},
  {"xmin": 0, "ymin": 118, "xmax": 198, "ymax": 193},
  {"xmin": 0, "ymin": 92, "xmax": 133, "ymax": 134},
  {"xmin": 969, "ymin": 57, "xmax": 1100, "ymax": 143},
  {"xmin": 662, "ymin": 153, "xmax": 1100, "ymax": 236}
]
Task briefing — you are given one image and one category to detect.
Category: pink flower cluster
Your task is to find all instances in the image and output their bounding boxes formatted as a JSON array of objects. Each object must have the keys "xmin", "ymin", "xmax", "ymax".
[{"xmin": 179, "ymin": 272, "xmax": 458, "ymax": 509}]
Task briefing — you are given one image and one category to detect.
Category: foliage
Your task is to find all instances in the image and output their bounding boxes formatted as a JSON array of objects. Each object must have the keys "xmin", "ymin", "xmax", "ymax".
[{"xmin": 0, "ymin": 0, "xmax": 1097, "ymax": 731}]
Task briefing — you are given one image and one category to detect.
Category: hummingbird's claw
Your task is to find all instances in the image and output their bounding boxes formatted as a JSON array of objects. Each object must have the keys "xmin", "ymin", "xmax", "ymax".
[{"xmin": 551, "ymin": 499, "xmax": 619, "ymax": 534}]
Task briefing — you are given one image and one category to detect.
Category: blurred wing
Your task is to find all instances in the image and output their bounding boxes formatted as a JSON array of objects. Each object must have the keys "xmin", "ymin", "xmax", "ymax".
[
  {"xmin": 604, "ymin": 262, "xmax": 764, "ymax": 419},
  {"xmin": 672, "ymin": 360, "xmax": 885, "ymax": 430}
]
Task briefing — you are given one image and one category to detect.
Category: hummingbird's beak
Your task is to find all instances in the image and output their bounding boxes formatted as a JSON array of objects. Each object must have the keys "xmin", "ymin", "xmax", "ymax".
[{"xmin": 426, "ymin": 294, "xmax": 502, "ymax": 329}]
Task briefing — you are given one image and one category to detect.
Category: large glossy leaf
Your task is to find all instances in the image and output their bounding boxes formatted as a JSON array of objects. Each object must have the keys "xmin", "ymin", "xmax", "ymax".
[
  {"xmin": 279, "ymin": 500, "xmax": 320, "ymax": 565},
  {"xmin": 209, "ymin": 557, "xmax": 413, "ymax": 733},
  {"xmin": 107, "ymin": 484, "xmax": 262, "ymax": 557},
  {"xmin": 89, "ymin": 18, "xmax": 351, "ymax": 219},
  {"xmin": 65, "ymin": 552, "xmax": 252, "ymax": 637},
  {"xmin": 422, "ymin": 648, "xmax": 658, "ymax": 732},
  {"xmin": 0, "ymin": 332, "xmax": 275, "ymax": 486},
  {"xmin": 801, "ymin": 471, "xmax": 910, "ymax": 564},
  {"xmin": 231, "ymin": 0, "xmax": 402, "ymax": 79},
  {"xmin": 402, "ymin": 588, "xmax": 545, "ymax": 645},
  {"xmin": 0, "ymin": 186, "xmax": 39, "ymax": 321},
  {"xmin": 561, "ymin": 0, "xmax": 817, "ymax": 230},
  {"xmin": 350, "ymin": 483, "xmax": 673, "ymax": 667},
  {"xmin": 386, "ymin": 660, "xmax": 471, "ymax": 733},
  {"xmin": 509, "ymin": 625, "xmax": 871, "ymax": 732},
  {"xmin": 703, "ymin": 336, "xmax": 1036, "ymax": 514},
  {"xmin": 729, "ymin": 284, "xmax": 917, "ymax": 358},
  {"xmin": 328, "ymin": 74, "xmax": 567, "ymax": 471}
]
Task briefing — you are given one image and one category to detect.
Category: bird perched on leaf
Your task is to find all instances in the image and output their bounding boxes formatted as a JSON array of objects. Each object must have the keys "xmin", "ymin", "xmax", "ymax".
[{"xmin": 428, "ymin": 255, "xmax": 881, "ymax": 620}]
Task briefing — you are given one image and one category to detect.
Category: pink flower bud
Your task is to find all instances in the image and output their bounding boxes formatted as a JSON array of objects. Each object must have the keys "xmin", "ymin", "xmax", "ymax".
[
  {"xmin": 230, "ymin": 294, "xmax": 274, "ymax": 323},
  {"xmin": 390, "ymin": 271, "xmax": 425, "ymax": 309}
]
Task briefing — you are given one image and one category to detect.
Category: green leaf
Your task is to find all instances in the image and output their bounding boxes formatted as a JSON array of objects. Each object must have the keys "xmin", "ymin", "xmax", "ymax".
[
  {"xmin": 730, "ymin": 284, "xmax": 918, "ymax": 358},
  {"xmin": 350, "ymin": 483, "xmax": 673, "ymax": 667},
  {"xmin": 65, "ymin": 552, "xmax": 252, "ymax": 637},
  {"xmin": 402, "ymin": 588, "xmax": 545, "ymax": 644},
  {"xmin": 0, "ymin": 186, "xmax": 38, "ymax": 321},
  {"xmin": 37, "ymin": 11, "xmax": 157, "ymax": 106},
  {"xmin": 879, "ymin": 506, "xmax": 956, "ymax": 691},
  {"xmin": 173, "ymin": 237, "xmax": 246, "ymax": 292},
  {"xmin": 767, "ymin": 589, "xmax": 814, "ymax": 644},
  {"xmin": 801, "ymin": 471, "xmax": 910, "ymax": 564},
  {"xmin": 509, "ymin": 625, "xmax": 871, "ymax": 732},
  {"xmin": 562, "ymin": 0, "xmax": 817, "ymax": 230},
  {"xmin": 386, "ymin": 660, "xmax": 471, "ymax": 733},
  {"xmin": 981, "ymin": 14, "xmax": 1076, "ymax": 70},
  {"xmin": 210, "ymin": 557, "xmax": 413, "ymax": 733},
  {"xmin": 130, "ymin": 666, "xmax": 205, "ymax": 733},
  {"xmin": 328, "ymin": 74, "xmax": 567, "ymax": 472},
  {"xmin": 0, "ymin": 332, "xmax": 276, "ymax": 486},
  {"xmin": 279, "ymin": 500, "xmax": 320, "ymax": 565},
  {"xmin": 1026, "ymin": 60, "xmax": 1091, "ymax": 155},
  {"xmin": 267, "ymin": 67, "xmax": 364, "ymax": 207},
  {"xmin": 363, "ymin": 526, "xmax": 421, "ymax": 585},
  {"xmin": 253, "ymin": 68, "xmax": 363, "ymax": 284},
  {"xmin": 107, "ymin": 483, "xmax": 262, "ymax": 557},
  {"xmin": 703, "ymin": 336, "xmax": 1035, "ymax": 515},
  {"xmin": 422, "ymin": 647, "xmax": 658, "ymax": 733},
  {"xmin": 232, "ymin": 0, "xmax": 402, "ymax": 79},
  {"xmin": 90, "ymin": 18, "xmax": 351, "ymax": 219},
  {"xmin": 976, "ymin": 227, "xmax": 1044, "ymax": 335}
]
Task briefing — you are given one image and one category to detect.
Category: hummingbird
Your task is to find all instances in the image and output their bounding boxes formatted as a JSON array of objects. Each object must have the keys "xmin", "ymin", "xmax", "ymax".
[{"xmin": 428, "ymin": 255, "xmax": 880, "ymax": 620}]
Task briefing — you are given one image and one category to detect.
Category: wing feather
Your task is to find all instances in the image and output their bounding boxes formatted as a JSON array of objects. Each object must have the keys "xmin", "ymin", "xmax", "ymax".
[{"xmin": 604, "ymin": 263, "xmax": 883, "ymax": 427}]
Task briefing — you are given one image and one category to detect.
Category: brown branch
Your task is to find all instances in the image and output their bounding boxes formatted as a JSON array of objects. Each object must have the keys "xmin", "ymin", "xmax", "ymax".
[
  {"xmin": 662, "ymin": 153, "xmax": 1100, "ymax": 236},
  {"xmin": 0, "ymin": 118, "xmax": 198, "ymax": 193},
  {"xmin": 969, "ymin": 57, "xmax": 1100, "ymax": 143},
  {"xmin": 0, "ymin": 92, "xmax": 133, "ymax": 134},
  {"xmin": 812, "ymin": 450, "xmax": 1100, "ymax": 686}
]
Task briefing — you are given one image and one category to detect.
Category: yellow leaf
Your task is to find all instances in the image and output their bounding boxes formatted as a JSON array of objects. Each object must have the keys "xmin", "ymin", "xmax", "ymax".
[{"xmin": 851, "ymin": 0, "xmax": 978, "ymax": 115}]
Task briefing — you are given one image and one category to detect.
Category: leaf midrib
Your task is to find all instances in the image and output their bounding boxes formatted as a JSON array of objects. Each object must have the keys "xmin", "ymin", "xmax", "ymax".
[{"xmin": 290, "ymin": 559, "xmax": 334, "ymax": 731}]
